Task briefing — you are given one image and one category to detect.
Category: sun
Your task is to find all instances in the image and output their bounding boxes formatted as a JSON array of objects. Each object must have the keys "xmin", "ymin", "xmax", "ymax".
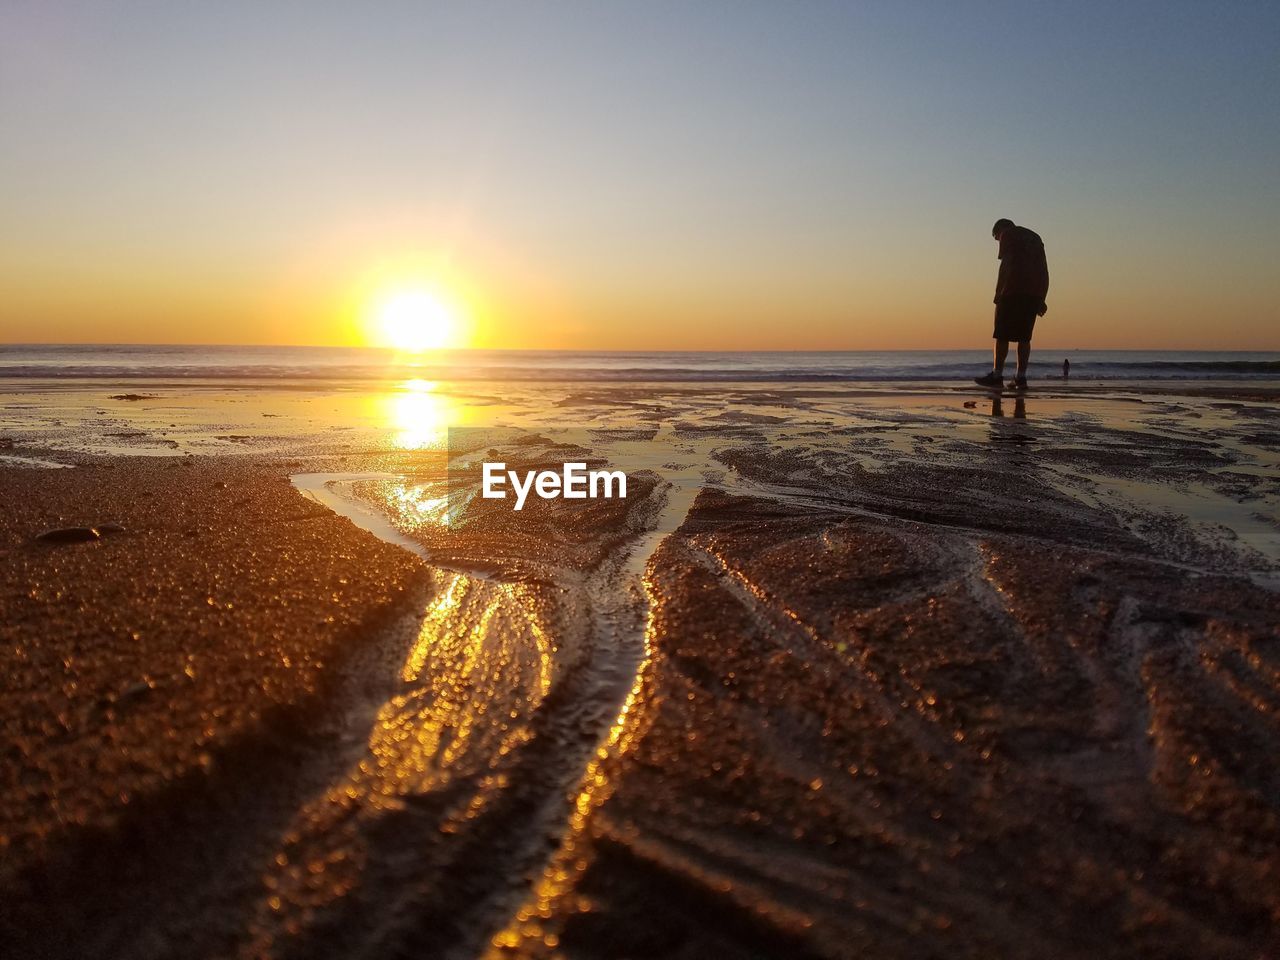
[{"xmin": 374, "ymin": 289, "xmax": 457, "ymax": 351}]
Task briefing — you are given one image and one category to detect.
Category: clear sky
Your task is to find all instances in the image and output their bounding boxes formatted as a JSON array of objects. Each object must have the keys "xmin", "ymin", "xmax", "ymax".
[{"xmin": 2, "ymin": 1, "xmax": 1277, "ymax": 350}]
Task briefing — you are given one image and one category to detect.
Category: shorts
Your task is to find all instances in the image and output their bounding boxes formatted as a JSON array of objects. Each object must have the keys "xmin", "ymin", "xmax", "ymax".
[{"xmin": 993, "ymin": 296, "xmax": 1039, "ymax": 342}]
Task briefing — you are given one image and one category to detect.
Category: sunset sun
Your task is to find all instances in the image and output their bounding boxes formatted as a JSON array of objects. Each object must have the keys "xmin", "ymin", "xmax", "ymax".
[{"xmin": 373, "ymin": 289, "xmax": 458, "ymax": 351}]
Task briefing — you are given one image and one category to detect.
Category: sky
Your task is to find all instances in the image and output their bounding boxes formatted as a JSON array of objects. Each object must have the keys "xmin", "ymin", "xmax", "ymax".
[{"xmin": 2, "ymin": 1, "xmax": 1278, "ymax": 350}]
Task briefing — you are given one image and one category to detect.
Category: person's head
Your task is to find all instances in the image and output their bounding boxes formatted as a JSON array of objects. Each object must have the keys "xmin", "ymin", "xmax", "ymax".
[{"xmin": 992, "ymin": 218, "xmax": 1014, "ymax": 241}]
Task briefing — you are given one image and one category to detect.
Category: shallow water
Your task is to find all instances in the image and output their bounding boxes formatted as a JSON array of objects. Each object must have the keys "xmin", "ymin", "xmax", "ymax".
[{"xmin": 0, "ymin": 453, "xmax": 73, "ymax": 468}]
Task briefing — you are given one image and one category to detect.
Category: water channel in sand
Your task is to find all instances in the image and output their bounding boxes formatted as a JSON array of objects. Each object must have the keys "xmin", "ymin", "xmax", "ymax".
[{"xmin": 283, "ymin": 447, "xmax": 704, "ymax": 956}]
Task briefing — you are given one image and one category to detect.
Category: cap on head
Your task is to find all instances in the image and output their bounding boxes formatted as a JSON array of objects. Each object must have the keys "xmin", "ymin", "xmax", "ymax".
[{"xmin": 992, "ymin": 218, "xmax": 1014, "ymax": 238}]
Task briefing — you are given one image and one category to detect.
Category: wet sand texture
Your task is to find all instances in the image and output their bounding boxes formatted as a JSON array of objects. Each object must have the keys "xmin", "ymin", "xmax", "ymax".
[
  {"xmin": 1, "ymin": 383, "xmax": 1278, "ymax": 959},
  {"xmin": 499, "ymin": 490, "xmax": 1279, "ymax": 959},
  {"xmin": 0, "ymin": 460, "xmax": 424, "ymax": 956}
]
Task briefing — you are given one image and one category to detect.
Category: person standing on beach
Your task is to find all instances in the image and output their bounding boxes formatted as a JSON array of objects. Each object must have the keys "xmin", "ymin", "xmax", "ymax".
[
  {"xmin": 1063, "ymin": 358, "xmax": 1070, "ymax": 379},
  {"xmin": 974, "ymin": 218, "xmax": 1049, "ymax": 390}
]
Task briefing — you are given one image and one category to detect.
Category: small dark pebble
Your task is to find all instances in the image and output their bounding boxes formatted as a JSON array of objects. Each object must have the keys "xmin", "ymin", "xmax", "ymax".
[{"xmin": 36, "ymin": 526, "xmax": 101, "ymax": 544}]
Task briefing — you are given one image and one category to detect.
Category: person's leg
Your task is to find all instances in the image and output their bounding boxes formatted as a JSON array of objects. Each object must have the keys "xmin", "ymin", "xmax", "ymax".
[
  {"xmin": 1015, "ymin": 340, "xmax": 1031, "ymax": 379},
  {"xmin": 993, "ymin": 340, "xmax": 1010, "ymax": 376}
]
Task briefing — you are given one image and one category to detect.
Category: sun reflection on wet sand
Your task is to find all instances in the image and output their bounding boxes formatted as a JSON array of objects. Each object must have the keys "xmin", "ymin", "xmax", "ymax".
[
  {"xmin": 246, "ymin": 572, "xmax": 559, "ymax": 955},
  {"xmin": 486, "ymin": 571, "xmax": 661, "ymax": 956},
  {"xmin": 385, "ymin": 478, "xmax": 455, "ymax": 530},
  {"xmin": 384, "ymin": 379, "xmax": 452, "ymax": 450}
]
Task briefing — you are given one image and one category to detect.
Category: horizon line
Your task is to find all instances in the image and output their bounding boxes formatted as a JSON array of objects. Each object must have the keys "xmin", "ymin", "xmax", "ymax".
[{"xmin": 2, "ymin": 343, "xmax": 1278, "ymax": 354}]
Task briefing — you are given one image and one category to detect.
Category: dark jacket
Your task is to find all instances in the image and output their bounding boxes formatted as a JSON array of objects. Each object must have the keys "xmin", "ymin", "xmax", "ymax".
[{"xmin": 995, "ymin": 225, "xmax": 1049, "ymax": 304}]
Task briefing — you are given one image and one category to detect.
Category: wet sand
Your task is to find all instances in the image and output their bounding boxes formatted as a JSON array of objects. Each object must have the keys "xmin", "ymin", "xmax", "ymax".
[{"xmin": 2, "ymin": 380, "xmax": 1278, "ymax": 958}]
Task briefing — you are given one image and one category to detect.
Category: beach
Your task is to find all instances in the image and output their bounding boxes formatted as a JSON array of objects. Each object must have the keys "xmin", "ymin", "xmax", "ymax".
[
  {"xmin": 6, "ymin": 0, "xmax": 1279, "ymax": 953},
  {"xmin": 2, "ymin": 366, "xmax": 1279, "ymax": 959}
]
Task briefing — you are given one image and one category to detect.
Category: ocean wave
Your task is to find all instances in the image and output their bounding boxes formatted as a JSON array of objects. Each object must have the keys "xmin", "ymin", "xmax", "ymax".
[{"xmin": 1, "ymin": 349, "xmax": 1278, "ymax": 382}]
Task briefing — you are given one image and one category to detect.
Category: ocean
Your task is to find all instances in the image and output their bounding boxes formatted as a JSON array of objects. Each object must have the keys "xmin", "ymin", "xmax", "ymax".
[{"xmin": 0, "ymin": 344, "xmax": 1277, "ymax": 383}]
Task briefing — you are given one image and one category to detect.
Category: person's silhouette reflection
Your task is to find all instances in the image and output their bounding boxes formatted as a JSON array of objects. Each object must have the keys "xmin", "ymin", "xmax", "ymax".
[{"xmin": 990, "ymin": 395, "xmax": 1027, "ymax": 419}]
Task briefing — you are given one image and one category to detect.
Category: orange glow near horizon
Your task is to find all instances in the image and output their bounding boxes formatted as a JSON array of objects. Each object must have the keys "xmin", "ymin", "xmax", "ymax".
[{"xmin": 3, "ymin": 8, "xmax": 1279, "ymax": 353}]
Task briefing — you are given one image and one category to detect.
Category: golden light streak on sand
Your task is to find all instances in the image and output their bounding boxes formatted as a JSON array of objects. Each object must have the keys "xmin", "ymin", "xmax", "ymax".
[
  {"xmin": 250, "ymin": 573, "xmax": 559, "ymax": 952},
  {"xmin": 401, "ymin": 573, "xmax": 464, "ymax": 682},
  {"xmin": 485, "ymin": 570, "xmax": 661, "ymax": 955},
  {"xmin": 385, "ymin": 479, "xmax": 453, "ymax": 530},
  {"xmin": 365, "ymin": 580, "xmax": 556, "ymax": 799},
  {"xmin": 514, "ymin": 584, "xmax": 556, "ymax": 703}
]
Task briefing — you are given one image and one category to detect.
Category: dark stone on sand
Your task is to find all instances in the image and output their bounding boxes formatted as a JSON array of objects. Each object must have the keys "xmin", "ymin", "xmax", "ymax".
[
  {"xmin": 35, "ymin": 526, "xmax": 101, "ymax": 544},
  {"xmin": 107, "ymin": 394, "xmax": 157, "ymax": 402},
  {"xmin": 34, "ymin": 523, "xmax": 125, "ymax": 544}
]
